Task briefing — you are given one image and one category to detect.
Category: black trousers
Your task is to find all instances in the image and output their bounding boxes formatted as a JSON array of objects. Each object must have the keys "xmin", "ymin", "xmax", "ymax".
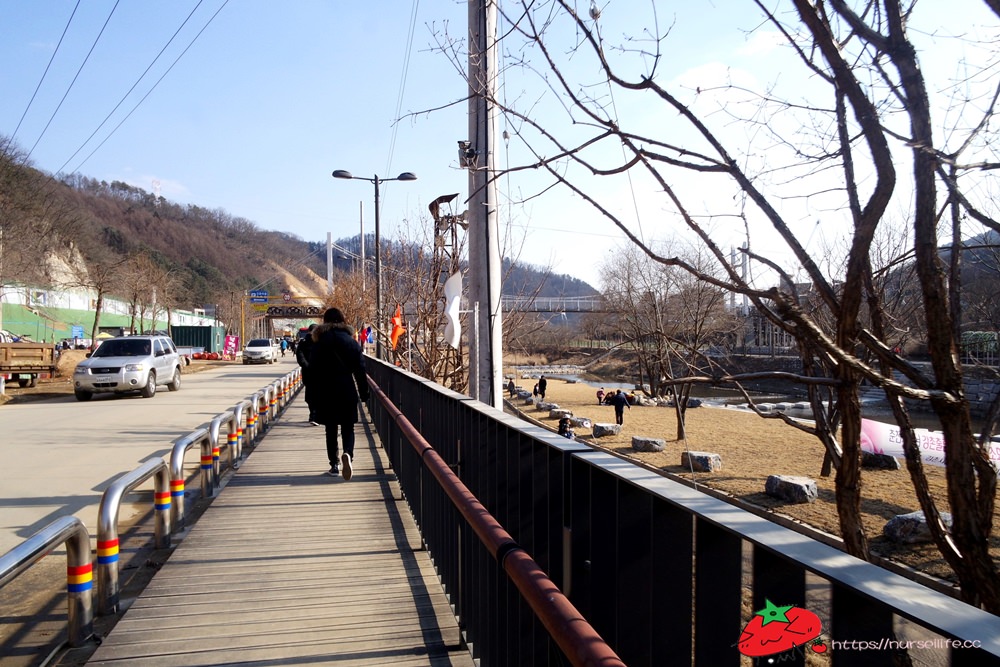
[{"xmin": 325, "ymin": 422, "xmax": 355, "ymax": 466}]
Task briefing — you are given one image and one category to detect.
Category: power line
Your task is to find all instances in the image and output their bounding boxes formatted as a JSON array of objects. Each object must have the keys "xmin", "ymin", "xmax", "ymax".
[
  {"xmin": 382, "ymin": 0, "xmax": 420, "ymax": 213},
  {"xmin": 56, "ymin": 0, "xmax": 208, "ymax": 175},
  {"xmin": 68, "ymin": 0, "xmax": 231, "ymax": 176},
  {"xmin": 11, "ymin": 0, "xmax": 81, "ymax": 143},
  {"xmin": 26, "ymin": 0, "xmax": 121, "ymax": 161}
]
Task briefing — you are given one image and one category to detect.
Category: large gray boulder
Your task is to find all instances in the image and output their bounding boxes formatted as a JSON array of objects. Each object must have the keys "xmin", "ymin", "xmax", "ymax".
[
  {"xmin": 592, "ymin": 423, "xmax": 621, "ymax": 437},
  {"xmin": 569, "ymin": 416, "xmax": 592, "ymax": 429},
  {"xmin": 681, "ymin": 451, "xmax": 722, "ymax": 472},
  {"xmin": 765, "ymin": 475, "xmax": 818, "ymax": 504},
  {"xmin": 883, "ymin": 511, "xmax": 953, "ymax": 544},
  {"xmin": 632, "ymin": 436, "xmax": 666, "ymax": 453},
  {"xmin": 536, "ymin": 401, "xmax": 559, "ymax": 411},
  {"xmin": 549, "ymin": 408, "xmax": 573, "ymax": 420}
]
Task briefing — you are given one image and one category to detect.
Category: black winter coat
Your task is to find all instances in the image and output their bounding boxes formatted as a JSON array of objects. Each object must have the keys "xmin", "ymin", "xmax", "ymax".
[{"xmin": 307, "ymin": 322, "xmax": 370, "ymax": 425}]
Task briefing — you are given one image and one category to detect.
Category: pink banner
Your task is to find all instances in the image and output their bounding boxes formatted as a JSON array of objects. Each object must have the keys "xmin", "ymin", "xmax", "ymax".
[
  {"xmin": 223, "ymin": 335, "xmax": 239, "ymax": 358},
  {"xmin": 860, "ymin": 418, "xmax": 1000, "ymax": 471}
]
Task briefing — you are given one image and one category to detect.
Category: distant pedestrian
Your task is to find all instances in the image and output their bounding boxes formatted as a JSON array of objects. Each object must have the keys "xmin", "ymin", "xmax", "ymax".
[
  {"xmin": 280, "ymin": 338, "xmax": 288, "ymax": 357},
  {"xmin": 309, "ymin": 308, "xmax": 370, "ymax": 481},
  {"xmin": 538, "ymin": 375, "xmax": 547, "ymax": 400},
  {"xmin": 296, "ymin": 324, "xmax": 319, "ymax": 424},
  {"xmin": 507, "ymin": 378, "xmax": 516, "ymax": 398},
  {"xmin": 558, "ymin": 417, "xmax": 575, "ymax": 439},
  {"xmin": 609, "ymin": 389, "xmax": 630, "ymax": 426},
  {"xmin": 596, "ymin": 387, "xmax": 605, "ymax": 405},
  {"xmin": 533, "ymin": 383, "xmax": 539, "ymax": 398}
]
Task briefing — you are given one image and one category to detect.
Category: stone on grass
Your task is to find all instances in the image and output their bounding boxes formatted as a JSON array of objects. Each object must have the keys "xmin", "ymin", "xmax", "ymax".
[
  {"xmin": 883, "ymin": 511, "xmax": 952, "ymax": 544},
  {"xmin": 681, "ymin": 451, "xmax": 722, "ymax": 472},
  {"xmin": 861, "ymin": 451, "xmax": 901, "ymax": 470},
  {"xmin": 765, "ymin": 475, "xmax": 818, "ymax": 504},
  {"xmin": 569, "ymin": 417, "xmax": 592, "ymax": 429},
  {"xmin": 550, "ymin": 408, "xmax": 573, "ymax": 420},
  {"xmin": 593, "ymin": 423, "xmax": 621, "ymax": 437},
  {"xmin": 632, "ymin": 436, "xmax": 665, "ymax": 453},
  {"xmin": 536, "ymin": 401, "xmax": 559, "ymax": 411}
]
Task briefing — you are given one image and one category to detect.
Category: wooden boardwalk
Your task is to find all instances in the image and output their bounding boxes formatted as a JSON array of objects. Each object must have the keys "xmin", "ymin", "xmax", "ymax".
[{"xmin": 87, "ymin": 397, "xmax": 474, "ymax": 666}]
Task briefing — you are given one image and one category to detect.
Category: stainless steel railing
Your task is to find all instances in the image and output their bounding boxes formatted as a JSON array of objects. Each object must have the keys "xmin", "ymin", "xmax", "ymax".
[
  {"xmin": 0, "ymin": 367, "xmax": 301, "ymax": 656},
  {"xmin": 96, "ymin": 458, "xmax": 172, "ymax": 615},
  {"xmin": 0, "ymin": 516, "xmax": 93, "ymax": 647}
]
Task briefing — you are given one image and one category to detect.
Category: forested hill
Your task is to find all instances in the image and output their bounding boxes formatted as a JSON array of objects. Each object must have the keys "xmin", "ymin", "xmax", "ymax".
[{"xmin": 1, "ymin": 143, "xmax": 598, "ymax": 312}]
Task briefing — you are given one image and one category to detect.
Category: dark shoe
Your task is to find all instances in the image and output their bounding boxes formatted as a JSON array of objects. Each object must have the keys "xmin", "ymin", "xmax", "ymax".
[
  {"xmin": 324, "ymin": 465, "xmax": 339, "ymax": 477},
  {"xmin": 341, "ymin": 453, "xmax": 353, "ymax": 481}
]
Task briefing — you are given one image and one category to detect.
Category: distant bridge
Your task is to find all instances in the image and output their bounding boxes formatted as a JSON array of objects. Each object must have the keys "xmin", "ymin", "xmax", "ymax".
[{"xmin": 500, "ymin": 295, "xmax": 607, "ymax": 313}]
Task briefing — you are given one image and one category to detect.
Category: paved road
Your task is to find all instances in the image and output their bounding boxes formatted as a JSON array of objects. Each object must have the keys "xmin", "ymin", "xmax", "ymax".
[{"xmin": 0, "ymin": 356, "xmax": 298, "ymax": 555}]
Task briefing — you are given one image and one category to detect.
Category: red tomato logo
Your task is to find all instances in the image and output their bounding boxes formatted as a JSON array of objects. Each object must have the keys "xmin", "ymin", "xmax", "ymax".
[{"xmin": 738, "ymin": 599, "xmax": 823, "ymax": 658}]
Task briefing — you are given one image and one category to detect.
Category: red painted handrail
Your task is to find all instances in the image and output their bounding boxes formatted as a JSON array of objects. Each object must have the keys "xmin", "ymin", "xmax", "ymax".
[{"xmin": 370, "ymin": 380, "xmax": 625, "ymax": 667}]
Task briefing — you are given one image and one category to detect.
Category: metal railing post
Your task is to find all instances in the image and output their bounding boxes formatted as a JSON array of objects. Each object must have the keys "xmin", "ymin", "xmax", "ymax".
[
  {"xmin": 231, "ymin": 400, "xmax": 249, "ymax": 460},
  {"xmin": 169, "ymin": 427, "xmax": 211, "ymax": 528},
  {"xmin": 0, "ymin": 516, "xmax": 93, "ymax": 647},
  {"xmin": 96, "ymin": 458, "xmax": 171, "ymax": 615}
]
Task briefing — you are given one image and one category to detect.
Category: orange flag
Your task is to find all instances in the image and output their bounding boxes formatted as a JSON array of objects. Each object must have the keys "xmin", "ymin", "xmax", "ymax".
[{"xmin": 390, "ymin": 305, "xmax": 406, "ymax": 350}]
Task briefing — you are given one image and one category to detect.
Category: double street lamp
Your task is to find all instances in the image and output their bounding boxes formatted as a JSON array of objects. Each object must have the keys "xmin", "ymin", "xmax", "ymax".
[{"xmin": 331, "ymin": 169, "xmax": 417, "ymax": 358}]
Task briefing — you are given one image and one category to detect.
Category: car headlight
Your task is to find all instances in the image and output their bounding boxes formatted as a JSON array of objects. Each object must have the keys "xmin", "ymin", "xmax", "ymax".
[
  {"xmin": 74, "ymin": 367, "xmax": 89, "ymax": 375},
  {"xmin": 124, "ymin": 364, "xmax": 145, "ymax": 372}
]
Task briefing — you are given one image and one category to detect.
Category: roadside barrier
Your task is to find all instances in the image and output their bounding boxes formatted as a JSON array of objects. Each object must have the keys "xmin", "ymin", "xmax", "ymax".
[
  {"xmin": 0, "ymin": 516, "xmax": 93, "ymax": 647},
  {"xmin": 96, "ymin": 458, "xmax": 171, "ymax": 615},
  {"xmin": 0, "ymin": 367, "xmax": 301, "ymax": 656}
]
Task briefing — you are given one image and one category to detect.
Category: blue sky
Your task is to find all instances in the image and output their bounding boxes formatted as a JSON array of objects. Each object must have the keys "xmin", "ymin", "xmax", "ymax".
[{"xmin": 2, "ymin": 2, "xmax": 996, "ymax": 290}]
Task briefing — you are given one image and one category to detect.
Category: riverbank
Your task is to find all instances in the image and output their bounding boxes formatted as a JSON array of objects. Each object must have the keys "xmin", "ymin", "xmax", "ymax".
[{"xmin": 504, "ymin": 375, "xmax": 999, "ymax": 588}]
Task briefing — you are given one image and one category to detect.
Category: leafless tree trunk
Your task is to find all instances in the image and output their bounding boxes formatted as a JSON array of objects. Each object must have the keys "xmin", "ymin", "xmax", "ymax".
[{"xmin": 467, "ymin": 0, "xmax": 1000, "ymax": 608}]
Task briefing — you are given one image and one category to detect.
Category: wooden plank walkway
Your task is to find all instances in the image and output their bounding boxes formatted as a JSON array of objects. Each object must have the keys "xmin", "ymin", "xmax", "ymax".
[{"xmin": 87, "ymin": 396, "xmax": 474, "ymax": 666}]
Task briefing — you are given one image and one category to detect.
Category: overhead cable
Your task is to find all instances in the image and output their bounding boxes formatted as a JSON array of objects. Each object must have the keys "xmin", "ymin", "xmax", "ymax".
[{"xmin": 11, "ymin": 0, "xmax": 82, "ymax": 143}]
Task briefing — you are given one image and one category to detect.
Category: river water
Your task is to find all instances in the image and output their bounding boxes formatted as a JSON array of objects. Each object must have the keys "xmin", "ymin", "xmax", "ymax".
[{"xmin": 518, "ymin": 369, "xmax": 969, "ymax": 433}]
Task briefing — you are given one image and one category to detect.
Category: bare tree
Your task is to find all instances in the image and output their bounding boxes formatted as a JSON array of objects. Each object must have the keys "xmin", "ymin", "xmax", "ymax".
[
  {"xmin": 601, "ymin": 242, "xmax": 739, "ymax": 439},
  {"xmin": 475, "ymin": 1, "xmax": 1000, "ymax": 609}
]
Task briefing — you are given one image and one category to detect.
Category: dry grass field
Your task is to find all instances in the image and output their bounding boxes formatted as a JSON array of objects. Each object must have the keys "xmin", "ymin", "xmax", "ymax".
[{"xmin": 508, "ymin": 375, "xmax": 1000, "ymax": 586}]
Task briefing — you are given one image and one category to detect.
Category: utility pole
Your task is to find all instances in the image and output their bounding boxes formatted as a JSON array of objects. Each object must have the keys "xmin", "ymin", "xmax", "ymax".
[{"xmin": 467, "ymin": 0, "xmax": 503, "ymax": 408}]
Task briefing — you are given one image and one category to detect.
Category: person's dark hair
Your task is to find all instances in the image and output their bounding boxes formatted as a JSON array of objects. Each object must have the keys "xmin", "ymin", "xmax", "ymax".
[
  {"xmin": 323, "ymin": 307, "xmax": 345, "ymax": 324},
  {"xmin": 307, "ymin": 323, "xmax": 317, "ymax": 331}
]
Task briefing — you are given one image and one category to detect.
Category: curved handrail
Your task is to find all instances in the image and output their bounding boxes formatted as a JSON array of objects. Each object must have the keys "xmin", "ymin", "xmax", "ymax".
[
  {"xmin": 96, "ymin": 458, "xmax": 171, "ymax": 615},
  {"xmin": 368, "ymin": 379, "xmax": 626, "ymax": 667},
  {"xmin": 0, "ymin": 516, "xmax": 93, "ymax": 647},
  {"xmin": 169, "ymin": 427, "xmax": 213, "ymax": 528}
]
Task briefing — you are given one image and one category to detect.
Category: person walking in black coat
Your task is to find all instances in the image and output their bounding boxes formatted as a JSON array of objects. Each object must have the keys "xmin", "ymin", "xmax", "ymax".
[
  {"xmin": 538, "ymin": 374, "xmax": 548, "ymax": 400},
  {"xmin": 295, "ymin": 324, "xmax": 319, "ymax": 424},
  {"xmin": 309, "ymin": 308, "xmax": 370, "ymax": 481},
  {"xmin": 609, "ymin": 389, "xmax": 630, "ymax": 426}
]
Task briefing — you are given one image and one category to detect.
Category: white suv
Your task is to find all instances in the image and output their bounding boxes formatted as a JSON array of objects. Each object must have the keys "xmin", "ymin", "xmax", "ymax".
[
  {"xmin": 73, "ymin": 335, "xmax": 182, "ymax": 401},
  {"xmin": 243, "ymin": 338, "xmax": 277, "ymax": 364}
]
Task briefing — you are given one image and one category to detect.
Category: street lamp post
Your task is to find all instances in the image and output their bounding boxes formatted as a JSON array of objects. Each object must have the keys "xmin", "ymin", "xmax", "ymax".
[{"xmin": 331, "ymin": 170, "xmax": 417, "ymax": 358}]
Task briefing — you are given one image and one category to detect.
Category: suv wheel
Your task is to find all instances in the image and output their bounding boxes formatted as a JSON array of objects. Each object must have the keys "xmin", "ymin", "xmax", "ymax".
[
  {"xmin": 140, "ymin": 372, "xmax": 157, "ymax": 398},
  {"xmin": 167, "ymin": 368, "xmax": 181, "ymax": 391},
  {"xmin": 74, "ymin": 390, "xmax": 93, "ymax": 402}
]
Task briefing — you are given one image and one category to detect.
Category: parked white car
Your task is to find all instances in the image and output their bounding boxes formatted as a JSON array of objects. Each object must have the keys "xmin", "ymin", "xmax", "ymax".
[
  {"xmin": 243, "ymin": 338, "xmax": 277, "ymax": 364},
  {"xmin": 73, "ymin": 335, "xmax": 182, "ymax": 400}
]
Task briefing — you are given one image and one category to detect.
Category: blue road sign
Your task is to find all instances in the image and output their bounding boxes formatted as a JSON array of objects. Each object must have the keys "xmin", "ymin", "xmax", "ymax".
[{"xmin": 249, "ymin": 290, "xmax": 268, "ymax": 303}]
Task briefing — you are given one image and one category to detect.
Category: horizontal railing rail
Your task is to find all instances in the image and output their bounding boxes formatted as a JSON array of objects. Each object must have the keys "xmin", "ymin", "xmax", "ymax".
[
  {"xmin": 367, "ymin": 359, "xmax": 1000, "ymax": 666},
  {"xmin": 368, "ymin": 380, "xmax": 625, "ymax": 667},
  {"xmin": 0, "ymin": 516, "xmax": 93, "ymax": 647}
]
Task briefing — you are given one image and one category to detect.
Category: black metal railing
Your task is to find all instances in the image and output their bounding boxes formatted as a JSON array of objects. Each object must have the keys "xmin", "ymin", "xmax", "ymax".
[{"xmin": 366, "ymin": 359, "xmax": 1000, "ymax": 667}]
